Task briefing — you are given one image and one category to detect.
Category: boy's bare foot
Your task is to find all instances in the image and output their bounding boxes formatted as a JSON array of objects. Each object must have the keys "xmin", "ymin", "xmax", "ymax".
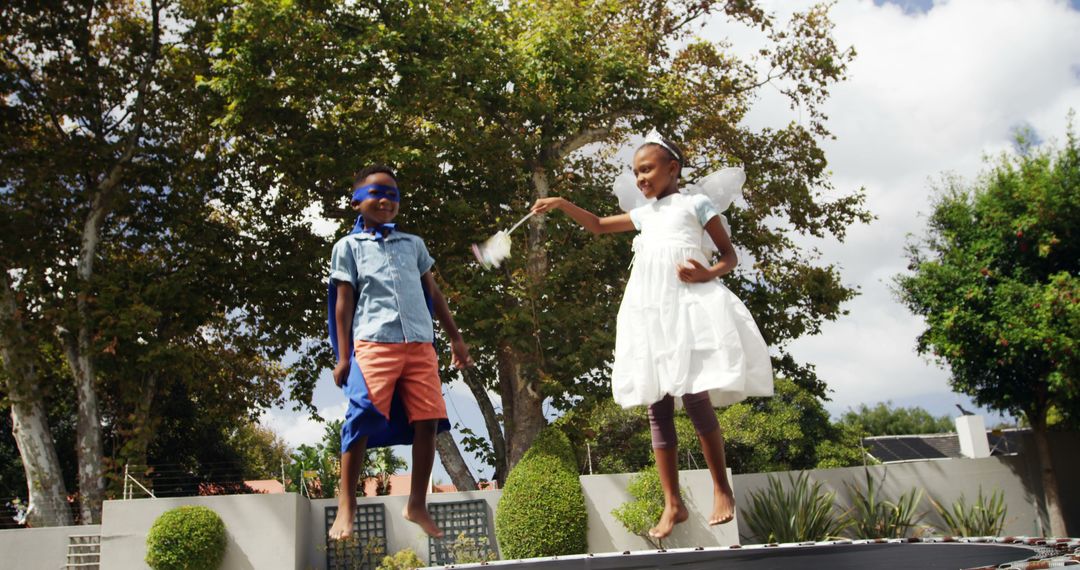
[
  {"xmin": 328, "ymin": 504, "xmax": 356, "ymax": 540},
  {"xmin": 648, "ymin": 502, "xmax": 689, "ymax": 539},
  {"xmin": 709, "ymin": 488, "xmax": 736, "ymax": 525},
  {"xmin": 403, "ymin": 504, "xmax": 444, "ymax": 538}
]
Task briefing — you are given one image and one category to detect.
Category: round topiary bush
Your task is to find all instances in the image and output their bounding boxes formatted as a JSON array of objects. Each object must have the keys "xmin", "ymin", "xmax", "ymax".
[
  {"xmin": 495, "ymin": 427, "xmax": 587, "ymax": 559},
  {"xmin": 146, "ymin": 505, "xmax": 227, "ymax": 570}
]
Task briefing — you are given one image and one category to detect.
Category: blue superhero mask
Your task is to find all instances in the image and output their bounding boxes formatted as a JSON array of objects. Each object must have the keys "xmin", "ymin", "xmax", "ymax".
[{"xmin": 352, "ymin": 183, "xmax": 401, "ymax": 203}]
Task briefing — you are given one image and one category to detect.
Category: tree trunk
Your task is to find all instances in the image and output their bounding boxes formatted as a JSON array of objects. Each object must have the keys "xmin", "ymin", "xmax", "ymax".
[
  {"xmin": 435, "ymin": 431, "xmax": 477, "ymax": 491},
  {"xmin": 460, "ymin": 368, "xmax": 508, "ymax": 484},
  {"xmin": 0, "ymin": 271, "xmax": 72, "ymax": 527},
  {"xmin": 497, "ymin": 343, "xmax": 546, "ymax": 470},
  {"xmin": 1030, "ymin": 409, "xmax": 1068, "ymax": 536},
  {"xmin": 62, "ymin": 327, "xmax": 104, "ymax": 524}
]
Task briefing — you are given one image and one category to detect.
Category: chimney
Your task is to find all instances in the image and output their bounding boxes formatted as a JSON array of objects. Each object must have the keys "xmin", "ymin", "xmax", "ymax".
[{"xmin": 955, "ymin": 415, "xmax": 991, "ymax": 459}]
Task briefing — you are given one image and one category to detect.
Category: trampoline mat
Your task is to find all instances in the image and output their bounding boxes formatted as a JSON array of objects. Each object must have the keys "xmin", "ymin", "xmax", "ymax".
[{"xmin": 437, "ymin": 539, "xmax": 1080, "ymax": 570}]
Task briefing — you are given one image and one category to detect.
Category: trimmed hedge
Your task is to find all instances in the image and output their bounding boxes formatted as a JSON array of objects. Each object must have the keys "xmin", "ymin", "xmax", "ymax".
[
  {"xmin": 146, "ymin": 505, "xmax": 227, "ymax": 570},
  {"xmin": 495, "ymin": 428, "xmax": 587, "ymax": 559}
]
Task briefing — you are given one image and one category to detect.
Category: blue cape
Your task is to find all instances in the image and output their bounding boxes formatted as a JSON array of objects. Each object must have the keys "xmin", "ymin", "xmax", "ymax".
[{"xmin": 328, "ymin": 218, "xmax": 451, "ymax": 452}]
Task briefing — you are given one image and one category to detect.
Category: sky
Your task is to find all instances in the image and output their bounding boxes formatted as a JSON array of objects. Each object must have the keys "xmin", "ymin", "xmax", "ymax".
[{"xmin": 263, "ymin": 0, "xmax": 1080, "ymax": 483}]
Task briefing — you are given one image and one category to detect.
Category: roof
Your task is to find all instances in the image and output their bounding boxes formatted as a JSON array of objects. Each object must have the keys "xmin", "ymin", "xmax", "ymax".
[{"xmin": 862, "ymin": 427, "xmax": 1028, "ymax": 463}]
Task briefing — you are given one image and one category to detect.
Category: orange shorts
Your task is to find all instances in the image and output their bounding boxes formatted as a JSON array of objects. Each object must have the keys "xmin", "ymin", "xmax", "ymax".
[{"xmin": 353, "ymin": 341, "xmax": 447, "ymax": 423}]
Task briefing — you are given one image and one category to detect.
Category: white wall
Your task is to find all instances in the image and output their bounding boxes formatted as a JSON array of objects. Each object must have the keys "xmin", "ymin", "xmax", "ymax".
[
  {"xmin": 0, "ymin": 524, "xmax": 100, "ymax": 569},
  {"xmin": 3, "ymin": 451, "xmax": 1071, "ymax": 569},
  {"xmin": 100, "ymin": 493, "xmax": 306, "ymax": 570},
  {"xmin": 579, "ymin": 469, "xmax": 740, "ymax": 553}
]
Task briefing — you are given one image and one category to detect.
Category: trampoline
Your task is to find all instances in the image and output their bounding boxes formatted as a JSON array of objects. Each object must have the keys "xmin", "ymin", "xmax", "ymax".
[{"xmin": 434, "ymin": 537, "xmax": 1080, "ymax": 570}]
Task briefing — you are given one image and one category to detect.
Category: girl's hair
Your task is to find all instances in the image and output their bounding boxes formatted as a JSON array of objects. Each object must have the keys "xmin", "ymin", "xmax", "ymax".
[
  {"xmin": 353, "ymin": 164, "xmax": 397, "ymax": 187},
  {"xmin": 639, "ymin": 137, "xmax": 684, "ymax": 178}
]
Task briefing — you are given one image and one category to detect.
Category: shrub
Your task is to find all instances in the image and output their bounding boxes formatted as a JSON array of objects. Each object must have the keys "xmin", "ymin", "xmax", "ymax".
[
  {"xmin": 743, "ymin": 471, "xmax": 851, "ymax": 543},
  {"xmin": 495, "ymin": 428, "xmax": 587, "ymax": 559},
  {"xmin": 378, "ymin": 548, "xmax": 425, "ymax": 570},
  {"xmin": 611, "ymin": 466, "xmax": 668, "ymax": 548},
  {"xmin": 844, "ymin": 469, "xmax": 925, "ymax": 539},
  {"xmin": 930, "ymin": 488, "xmax": 1007, "ymax": 536},
  {"xmin": 146, "ymin": 505, "xmax": 227, "ymax": 570}
]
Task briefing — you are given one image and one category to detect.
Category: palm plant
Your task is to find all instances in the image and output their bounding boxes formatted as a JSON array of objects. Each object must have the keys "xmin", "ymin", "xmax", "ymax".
[
  {"xmin": 844, "ymin": 468, "xmax": 925, "ymax": 538},
  {"xmin": 743, "ymin": 471, "xmax": 851, "ymax": 543},
  {"xmin": 930, "ymin": 488, "xmax": 1008, "ymax": 537}
]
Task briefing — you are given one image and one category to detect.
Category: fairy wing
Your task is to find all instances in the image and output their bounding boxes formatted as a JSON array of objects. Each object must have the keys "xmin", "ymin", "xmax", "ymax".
[
  {"xmin": 612, "ymin": 171, "xmax": 651, "ymax": 213},
  {"xmin": 684, "ymin": 167, "xmax": 746, "ymax": 254}
]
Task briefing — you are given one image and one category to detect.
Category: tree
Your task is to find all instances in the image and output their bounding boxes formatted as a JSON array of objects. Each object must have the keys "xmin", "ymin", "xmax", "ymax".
[
  {"xmin": 207, "ymin": 0, "xmax": 868, "ymax": 487},
  {"xmin": 895, "ymin": 121, "xmax": 1079, "ymax": 537},
  {"xmin": 559, "ymin": 379, "xmax": 866, "ymax": 475},
  {"xmin": 839, "ymin": 402, "xmax": 955, "ymax": 436},
  {"xmin": 2, "ymin": 0, "xmax": 325, "ymax": 524}
]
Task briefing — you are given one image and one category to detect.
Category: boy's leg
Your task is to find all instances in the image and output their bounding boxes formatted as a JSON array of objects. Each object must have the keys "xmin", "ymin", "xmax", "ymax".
[
  {"xmin": 329, "ymin": 436, "xmax": 368, "ymax": 540},
  {"xmin": 395, "ymin": 343, "xmax": 447, "ymax": 538},
  {"xmin": 401, "ymin": 419, "xmax": 444, "ymax": 538},
  {"xmin": 683, "ymin": 391, "xmax": 735, "ymax": 525},
  {"xmin": 648, "ymin": 395, "xmax": 688, "ymax": 539}
]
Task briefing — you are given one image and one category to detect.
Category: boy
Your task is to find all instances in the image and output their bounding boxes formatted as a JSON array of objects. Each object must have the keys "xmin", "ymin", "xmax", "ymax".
[{"xmin": 326, "ymin": 164, "xmax": 473, "ymax": 540}]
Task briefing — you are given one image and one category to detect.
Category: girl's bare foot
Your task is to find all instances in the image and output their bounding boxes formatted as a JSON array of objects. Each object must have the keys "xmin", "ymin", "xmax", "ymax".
[
  {"xmin": 328, "ymin": 504, "xmax": 355, "ymax": 540},
  {"xmin": 709, "ymin": 489, "xmax": 736, "ymax": 525},
  {"xmin": 648, "ymin": 502, "xmax": 689, "ymax": 539},
  {"xmin": 403, "ymin": 504, "xmax": 444, "ymax": 538}
]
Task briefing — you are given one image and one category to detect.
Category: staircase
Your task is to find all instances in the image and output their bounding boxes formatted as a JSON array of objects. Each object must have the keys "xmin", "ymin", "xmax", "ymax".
[{"xmin": 63, "ymin": 534, "xmax": 100, "ymax": 569}]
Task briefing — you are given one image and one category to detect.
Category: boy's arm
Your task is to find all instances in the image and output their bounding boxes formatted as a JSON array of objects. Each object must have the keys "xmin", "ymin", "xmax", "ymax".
[
  {"xmin": 421, "ymin": 271, "xmax": 473, "ymax": 369},
  {"xmin": 531, "ymin": 197, "xmax": 635, "ymax": 234},
  {"xmin": 333, "ymin": 281, "xmax": 355, "ymax": 387}
]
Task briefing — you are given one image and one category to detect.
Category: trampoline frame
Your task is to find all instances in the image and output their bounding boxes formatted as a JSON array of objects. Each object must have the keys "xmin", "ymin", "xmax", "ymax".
[{"xmin": 429, "ymin": 536, "xmax": 1080, "ymax": 570}]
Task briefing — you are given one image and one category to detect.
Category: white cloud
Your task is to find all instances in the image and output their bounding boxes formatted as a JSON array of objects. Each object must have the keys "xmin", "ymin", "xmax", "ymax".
[
  {"xmin": 260, "ymin": 402, "xmax": 348, "ymax": 450},
  {"xmin": 702, "ymin": 0, "xmax": 1080, "ymax": 416}
]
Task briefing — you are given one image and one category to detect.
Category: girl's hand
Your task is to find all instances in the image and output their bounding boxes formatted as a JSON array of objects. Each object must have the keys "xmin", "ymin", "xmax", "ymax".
[
  {"xmin": 333, "ymin": 359, "xmax": 350, "ymax": 388},
  {"xmin": 450, "ymin": 337, "xmax": 474, "ymax": 369},
  {"xmin": 531, "ymin": 197, "xmax": 565, "ymax": 214},
  {"xmin": 677, "ymin": 259, "xmax": 717, "ymax": 283}
]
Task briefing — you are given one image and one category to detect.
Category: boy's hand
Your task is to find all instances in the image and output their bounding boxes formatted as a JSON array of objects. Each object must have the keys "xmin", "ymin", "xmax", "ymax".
[
  {"xmin": 333, "ymin": 359, "xmax": 350, "ymax": 388},
  {"xmin": 450, "ymin": 337, "xmax": 474, "ymax": 369},
  {"xmin": 677, "ymin": 259, "xmax": 717, "ymax": 283}
]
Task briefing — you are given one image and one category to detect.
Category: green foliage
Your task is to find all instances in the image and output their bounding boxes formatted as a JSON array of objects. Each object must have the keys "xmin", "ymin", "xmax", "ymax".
[
  {"xmin": 844, "ymin": 469, "xmax": 925, "ymax": 539},
  {"xmin": 930, "ymin": 488, "xmax": 1008, "ymax": 537},
  {"xmin": 896, "ymin": 123, "xmax": 1079, "ymax": 429},
  {"xmin": 840, "ymin": 402, "xmax": 955, "ymax": 436},
  {"xmin": 610, "ymin": 466, "xmax": 667, "ymax": 548},
  {"xmin": 561, "ymin": 381, "xmax": 867, "ymax": 476},
  {"xmin": 225, "ymin": 422, "xmax": 292, "ymax": 480},
  {"xmin": 145, "ymin": 506, "xmax": 227, "ymax": 570},
  {"xmin": 447, "ymin": 532, "xmax": 496, "ymax": 564},
  {"xmin": 495, "ymin": 428, "xmax": 587, "ymax": 558},
  {"xmin": 743, "ymin": 471, "xmax": 851, "ymax": 543},
  {"xmin": 378, "ymin": 548, "xmax": 425, "ymax": 570},
  {"xmin": 719, "ymin": 379, "xmax": 868, "ymax": 473}
]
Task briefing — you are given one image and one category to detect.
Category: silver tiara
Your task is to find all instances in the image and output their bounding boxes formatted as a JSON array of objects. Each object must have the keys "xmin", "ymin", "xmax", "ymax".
[{"xmin": 644, "ymin": 129, "xmax": 681, "ymax": 162}]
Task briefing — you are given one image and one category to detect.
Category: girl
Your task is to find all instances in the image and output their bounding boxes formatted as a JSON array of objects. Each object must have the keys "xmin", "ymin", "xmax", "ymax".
[{"xmin": 531, "ymin": 136, "xmax": 773, "ymax": 539}]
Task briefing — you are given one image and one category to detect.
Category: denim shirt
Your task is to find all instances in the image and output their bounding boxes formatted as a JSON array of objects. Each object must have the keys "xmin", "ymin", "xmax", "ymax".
[{"xmin": 328, "ymin": 231, "xmax": 436, "ymax": 343}]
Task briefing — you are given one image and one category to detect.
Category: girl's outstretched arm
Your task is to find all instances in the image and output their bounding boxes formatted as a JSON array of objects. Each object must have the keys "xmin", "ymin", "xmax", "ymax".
[
  {"xmin": 531, "ymin": 197, "xmax": 635, "ymax": 234},
  {"xmin": 677, "ymin": 216, "xmax": 739, "ymax": 283}
]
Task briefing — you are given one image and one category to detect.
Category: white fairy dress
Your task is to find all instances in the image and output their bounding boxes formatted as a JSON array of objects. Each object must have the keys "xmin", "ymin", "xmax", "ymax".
[{"xmin": 610, "ymin": 169, "xmax": 774, "ymax": 409}]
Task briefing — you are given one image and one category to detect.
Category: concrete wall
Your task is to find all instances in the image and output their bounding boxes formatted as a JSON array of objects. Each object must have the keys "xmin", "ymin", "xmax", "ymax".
[
  {"xmin": 4, "ymin": 432, "xmax": 1077, "ymax": 569},
  {"xmin": 579, "ymin": 469, "xmax": 740, "ymax": 553},
  {"xmin": 99, "ymin": 493, "xmax": 307, "ymax": 570},
  {"xmin": 0, "ymin": 524, "xmax": 100, "ymax": 569},
  {"xmin": 304, "ymin": 489, "xmax": 502, "ymax": 570}
]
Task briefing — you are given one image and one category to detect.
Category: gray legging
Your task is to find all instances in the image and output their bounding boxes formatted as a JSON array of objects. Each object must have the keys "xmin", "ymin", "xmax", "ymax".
[{"xmin": 648, "ymin": 392, "xmax": 720, "ymax": 449}]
